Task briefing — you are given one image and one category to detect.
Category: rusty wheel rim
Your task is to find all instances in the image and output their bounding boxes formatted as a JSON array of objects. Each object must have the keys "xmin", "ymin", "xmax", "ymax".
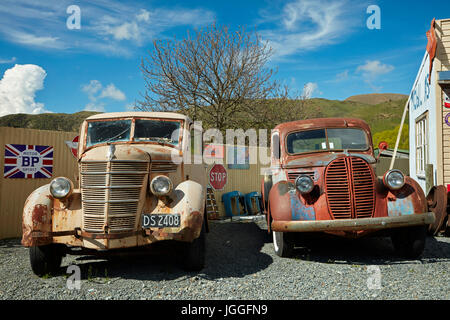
[{"xmin": 426, "ymin": 185, "xmax": 448, "ymax": 235}]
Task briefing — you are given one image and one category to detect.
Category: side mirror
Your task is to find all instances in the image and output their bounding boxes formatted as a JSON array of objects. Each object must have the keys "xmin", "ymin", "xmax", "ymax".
[{"xmin": 376, "ymin": 141, "xmax": 389, "ymax": 161}]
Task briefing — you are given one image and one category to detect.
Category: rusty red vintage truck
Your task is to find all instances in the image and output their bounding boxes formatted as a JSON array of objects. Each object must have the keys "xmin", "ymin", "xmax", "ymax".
[
  {"xmin": 22, "ymin": 112, "xmax": 208, "ymax": 275},
  {"xmin": 261, "ymin": 118, "xmax": 436, "ymax": 258}
]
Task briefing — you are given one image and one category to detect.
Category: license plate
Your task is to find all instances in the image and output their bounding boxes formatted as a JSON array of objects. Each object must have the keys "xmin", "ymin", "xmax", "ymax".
[{"xmin": 142, "ymin": 214, "xmax": 181, "ymax": 228}]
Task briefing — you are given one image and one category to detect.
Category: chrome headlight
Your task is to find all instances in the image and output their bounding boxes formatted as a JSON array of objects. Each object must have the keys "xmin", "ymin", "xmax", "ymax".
[
  {"xmin": 49, "ymin": 177, "xmax": 73, "ymax": 199},
  {"xmin": 295, "ymin": 175, "xmax": 314, "ymax": 194},
  {"xmin": 384, "ymin": 169, "xmax": 405, "ymax": 190},
  {"xmin": 150, "ymin": 175, "xmax": 173, "ymax": 196}
]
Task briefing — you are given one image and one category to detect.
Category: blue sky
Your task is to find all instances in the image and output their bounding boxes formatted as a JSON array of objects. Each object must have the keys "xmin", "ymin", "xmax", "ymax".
[{"xmin": 0, "ymin": 0, "xmax": 449, "ymax": 116}]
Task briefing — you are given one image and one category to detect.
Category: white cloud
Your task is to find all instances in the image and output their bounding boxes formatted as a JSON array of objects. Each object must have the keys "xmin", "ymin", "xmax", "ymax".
[
  {"xmin": 100, "ymin": 84, "xmax": 126, "ymax": 101},
  {"xmin": 0, "ymin": 57, "xmax": 17, "ymax": 64},
  {"xmin": 81, "ymin": 80, "xmax": 126, "ymax": 111},
  {"xmin": 302, "ymin": 82, "xmax": 318, "ymax": 99},
  {"xmin": 125, "ymin": 103, "xmax": 136, "ymax": 111},
  {"xmin": 259, "ymin": 0, "xmax": 359, "ymax": 58},
  {"xmin": 335, "ymin": 70, "xmax": 349, "ymax": 82},
  {"xmin": 82, "ymin": 80, "xmax": 103, "ymax": 99},
  {"xmin": 84, "ymin": 102, "xmax": 105, "ymax": 112},
  {"xmin": 0, "ymin": 64, "xmax": 50, "ymax": 116},
  {"xmin": 0, "ymin": 1, "xmax": 215, "ymax": 56},
  {"xmin": 356, "ymin": 60, "xmax": 394, "ymax": 78},
  {"xmin": 136, "ymin": 9, "xmax": 150, "ymax": 23}
]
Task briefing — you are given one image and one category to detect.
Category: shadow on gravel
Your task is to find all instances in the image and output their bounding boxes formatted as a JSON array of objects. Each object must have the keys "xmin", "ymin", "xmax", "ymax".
[
  {"xmin": 54, "ymin": 221, "xmax": 273, "ymax": 281},
  {"xmin": 0, "ymin": 238, "xmax": 23, "ymax": 249},
  {"xmin": 287, "ymin": 234, "xmax": 450, "ymax": 265}
]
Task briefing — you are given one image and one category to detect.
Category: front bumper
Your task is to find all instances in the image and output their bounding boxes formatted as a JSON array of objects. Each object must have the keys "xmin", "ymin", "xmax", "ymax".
[{"xmin": 271, "ymin": 212, "xmax": 435, "ymax": 233}]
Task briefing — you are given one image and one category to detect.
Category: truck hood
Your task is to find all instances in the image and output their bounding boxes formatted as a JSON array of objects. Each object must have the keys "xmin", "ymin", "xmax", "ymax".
[
  {"xmin": 283, "ymin": 152, "xmax": 376, "ymax": 169},
  {"xmin": 81, "ymin": 144, "xmax": 178, "ymax": 162}
]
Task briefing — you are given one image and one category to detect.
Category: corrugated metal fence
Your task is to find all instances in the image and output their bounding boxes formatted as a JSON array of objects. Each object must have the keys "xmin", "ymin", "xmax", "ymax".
[
  {"xmin": 0, "ymin": 127, "xmax": 78, "ymax": 239},
  {"xmin": 0, "ymin": 126, "xmax": 411, "ymax": 240}
]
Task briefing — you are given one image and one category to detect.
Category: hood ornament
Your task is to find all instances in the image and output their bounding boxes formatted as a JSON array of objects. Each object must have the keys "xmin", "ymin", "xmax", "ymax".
[{"xmin": 107, "ymin": 144, "xmax": 116, "ymax": 161}]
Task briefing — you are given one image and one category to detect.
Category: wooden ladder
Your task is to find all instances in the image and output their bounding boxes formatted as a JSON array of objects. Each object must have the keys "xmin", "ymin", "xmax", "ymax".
[{"xmin": 206, "ymin": 186, "xmax": 219, "ymax": 220}]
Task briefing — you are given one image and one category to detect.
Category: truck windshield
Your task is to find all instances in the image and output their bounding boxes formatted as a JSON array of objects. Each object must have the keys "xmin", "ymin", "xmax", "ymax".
[
  {"xmin": 286, "ymin": 128, "xmax": 369, "ymax": 154},
  {"xmin": 134, "ymin": 119, "xmax": 181, "ymax": 146},
  {"xmin": 86, "ymin": 120, "xmax": 132, "ymax": 147},
  {"xmin": 86, "ymin": 118, "xmax": 183, "ymax": 148}
]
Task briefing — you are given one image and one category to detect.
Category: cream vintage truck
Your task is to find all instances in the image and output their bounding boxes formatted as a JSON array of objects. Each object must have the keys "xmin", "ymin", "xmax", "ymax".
[{"xmin": 22, "ymin": 112, "xmax": 208, "ymax": 275}]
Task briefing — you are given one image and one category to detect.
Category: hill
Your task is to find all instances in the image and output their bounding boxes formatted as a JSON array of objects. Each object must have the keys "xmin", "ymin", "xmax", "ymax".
[
  {"xmin": 345, "ymin": 93, "xmax": 408, "ymax": 105},
  {"xmin": 0, "ymin": 95, "xmax": 408, "ymax": 149},
  {"xmin": 305, "ymin": 96, "xmax": 407, "ymax": 134},
  {"xmin": 0, "ymin": 111, "xmax": 99, "ymax": 133}
]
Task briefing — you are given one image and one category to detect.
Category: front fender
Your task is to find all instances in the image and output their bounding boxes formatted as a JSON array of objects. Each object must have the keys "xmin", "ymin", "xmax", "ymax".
[
  {"xmin": 22, "ymin": 184, "xmax": 53, "ymax": 247},
  {"xmin": 386, "ymin": 176, "xmax": 427, "ymax": 217},
  {"xmin": 151, "ymin": 180, "xmax": 206, "ymax": 241},
  {"xmin": 268, "ymin": 181, "xmax": 316, "ymax": 223}
]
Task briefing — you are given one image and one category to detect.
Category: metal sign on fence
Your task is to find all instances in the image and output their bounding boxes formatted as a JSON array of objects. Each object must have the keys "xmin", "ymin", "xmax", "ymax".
[{"xmin": 3, "ymin": 144, "xmax": 53, "ymax": 178}]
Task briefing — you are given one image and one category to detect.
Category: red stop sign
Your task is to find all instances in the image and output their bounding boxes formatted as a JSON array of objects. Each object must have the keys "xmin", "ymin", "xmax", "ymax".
[{"xmin": 209, "ymin": 164, "xmax": 227, "ymax": 190}]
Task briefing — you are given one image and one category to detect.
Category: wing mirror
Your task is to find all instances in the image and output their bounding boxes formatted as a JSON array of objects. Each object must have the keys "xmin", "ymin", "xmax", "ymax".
[{"xmin": 376, "ymin": 141, "xmax": 388, "ymax": 161}]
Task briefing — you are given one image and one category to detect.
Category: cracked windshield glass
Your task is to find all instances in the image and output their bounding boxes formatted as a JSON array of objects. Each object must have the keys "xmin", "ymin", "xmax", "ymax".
[
  {"xmin": 86, "ymin": 119, "xmax": 132, "ymax": 147},
  {"xmin": 287, "ymin": 128, "xmax": 368, "ymax": 154},
  {"xmin": 134, "ymin": 119, "xmax": 181, "ymax": 146}
]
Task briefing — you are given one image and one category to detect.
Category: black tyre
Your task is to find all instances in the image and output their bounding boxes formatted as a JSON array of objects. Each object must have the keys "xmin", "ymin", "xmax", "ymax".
[
  {"xmin": 272, "ymin": 231, "xmax": 294, "ymax": 257},
  {"xmin": 183, "ymin": 221, "xmax": 206, "ymax": 271},
  {"xmin": 391, "ymin": 226, "xmax": 427, "ymax": 259},
  {"xmin": 29, "ymin": 244, "xmax": 63, "ymax": 276}
]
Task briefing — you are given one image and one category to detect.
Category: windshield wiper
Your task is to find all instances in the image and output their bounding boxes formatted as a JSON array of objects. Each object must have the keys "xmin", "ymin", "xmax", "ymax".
[
  {"xmin": 146, "ymin": 137, "xmax": 175, "ymax": 144},
  {"xmin": 105, "ymin": 127, "xmax": 130, "ymax": 143}
]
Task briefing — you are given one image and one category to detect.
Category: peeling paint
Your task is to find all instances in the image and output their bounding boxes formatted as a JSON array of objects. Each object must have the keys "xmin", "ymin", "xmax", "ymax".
[{"xmin": 289, "ymin": 192, "xmax": 315, "ymax": 221}]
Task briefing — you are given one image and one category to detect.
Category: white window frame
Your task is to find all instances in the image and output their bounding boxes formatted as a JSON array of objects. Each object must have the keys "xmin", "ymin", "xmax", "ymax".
[{"xmin": 415, "ymin": 112, "xmax": 428, "ymax": 178}]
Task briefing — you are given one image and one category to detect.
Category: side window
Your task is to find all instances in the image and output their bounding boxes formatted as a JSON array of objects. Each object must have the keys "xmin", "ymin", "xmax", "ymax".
[{"xmin": 415, "ymin": 113, "xmax": 428, "ymax": 177}]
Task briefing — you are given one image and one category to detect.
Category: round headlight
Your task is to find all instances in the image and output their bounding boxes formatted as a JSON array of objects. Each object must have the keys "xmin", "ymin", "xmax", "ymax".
[
  {"xmin": 150, "ymin": 175, "xmax": 173, "ymax": 196},
  {"xmin": 384, "ymin": 170, "xmax": 405, "ymax": 190},
  {"xmin": 295, "ymin": 175, "xmax": 314, "ymax": 194},
  {"xmin": 49, "ymin": 177, "xmax": 73, "ymax": 199}
]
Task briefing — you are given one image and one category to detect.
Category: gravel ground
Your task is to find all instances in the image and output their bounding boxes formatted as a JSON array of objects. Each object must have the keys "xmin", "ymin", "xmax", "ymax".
[{"xmin": 0, "ymin": 219, "xmax": 449, "ymax": 300}]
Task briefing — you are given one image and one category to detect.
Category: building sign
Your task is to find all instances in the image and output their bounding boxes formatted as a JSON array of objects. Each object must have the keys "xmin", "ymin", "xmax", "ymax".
[
  {"xmin": 204, "ymin": 144, "xmax": 224, "ymax": 159},
  {"xmin": 444, "ymin": 89, "xmax": 450, "ymax": 108},
  {"xmin": 227, "ymin": 146, "xmax": 250, "ymax": 170},
  {"xmin": 3, "ymin": 144, "xmax": 53, "ymax": 178}
]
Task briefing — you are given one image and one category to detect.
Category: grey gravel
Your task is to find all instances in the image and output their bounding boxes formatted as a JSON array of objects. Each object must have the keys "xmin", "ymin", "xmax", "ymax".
[{"xmin": 0, "ymin": 220, "xmax": 449, "ymax": 300}]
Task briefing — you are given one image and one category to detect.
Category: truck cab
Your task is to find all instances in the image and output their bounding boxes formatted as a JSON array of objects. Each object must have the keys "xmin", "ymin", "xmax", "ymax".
[
  {"xmin": 22, "ymin": 112, "xmax": 207, "ymax": 275},
  {"xmin": 262, "ymin": 117, "xmax": 435, "ymax": 258}
]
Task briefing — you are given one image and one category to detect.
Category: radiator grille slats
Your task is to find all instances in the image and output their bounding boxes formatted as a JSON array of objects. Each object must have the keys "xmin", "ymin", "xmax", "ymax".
[
  {"xmin": 151, "ymin": 161, "xmax": 177, "ymax": 172},
  {"xmin": 325, "ymin": 157, "xmax": 375, "ymax": 220},
  {"xmin": 81, "ymin": 160, "xmax": 148, "ymax": 233}
]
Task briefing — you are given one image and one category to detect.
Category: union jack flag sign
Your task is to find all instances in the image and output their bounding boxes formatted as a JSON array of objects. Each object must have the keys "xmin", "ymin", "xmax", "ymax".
[{"xmin": 4, "ymin": 144, "xmax": 53, "ymax": 179}]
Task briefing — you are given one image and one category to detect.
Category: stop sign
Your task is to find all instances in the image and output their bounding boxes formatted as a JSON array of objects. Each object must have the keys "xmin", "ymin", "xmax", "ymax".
[{"xmin": 209, "ymin": 164, "xmax": 227, "ymax": 190}]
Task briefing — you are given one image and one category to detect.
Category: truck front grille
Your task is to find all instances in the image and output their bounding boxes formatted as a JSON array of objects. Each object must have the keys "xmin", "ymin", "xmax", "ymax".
[
  {"xmin": 325, "ymin": 157, "xmax": 375, "ymax": 220},
  {"xmin": 80, "ymin": 161, "xmax": 149, "ymax": 233}
]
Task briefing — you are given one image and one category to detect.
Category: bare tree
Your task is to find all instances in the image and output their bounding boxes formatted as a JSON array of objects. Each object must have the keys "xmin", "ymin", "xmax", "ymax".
[{"xmin": 137, "ymin": 23, "xmax": 285, "ymax": 131}]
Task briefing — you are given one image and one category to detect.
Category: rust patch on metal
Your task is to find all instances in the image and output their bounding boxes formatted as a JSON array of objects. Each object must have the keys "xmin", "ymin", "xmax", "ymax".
[{"xmin": 32, "ymin": 204, "xmax": 48, "ymax": 225}]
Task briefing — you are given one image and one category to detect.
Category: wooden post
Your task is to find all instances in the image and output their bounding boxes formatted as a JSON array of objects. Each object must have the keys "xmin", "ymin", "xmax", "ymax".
[{"xmin": 425, "ymin": 164, "xmax": 434, "ymax": 195}]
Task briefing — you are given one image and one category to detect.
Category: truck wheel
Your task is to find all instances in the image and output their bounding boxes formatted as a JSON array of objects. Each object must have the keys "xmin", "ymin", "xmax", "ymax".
[
  {"xmin": 391, "ymin": 226, "xmax": 427, "ymax": 259},
  {"xmin": 273, "ymin": 231, "xmax": 294, "ymax": 257},
  {"xmin": 29, "ymin": 244, "xmax": 63, "ymax": 276},
  {"xmin": 183, "ymin": 222, "xmax": 206, "ymax": 271}
]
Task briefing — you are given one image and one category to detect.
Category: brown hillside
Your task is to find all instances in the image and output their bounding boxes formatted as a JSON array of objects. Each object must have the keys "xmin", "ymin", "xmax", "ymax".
[{"xmin": 345, "ymin": 93, "xmax": 408, "ymax": 105}]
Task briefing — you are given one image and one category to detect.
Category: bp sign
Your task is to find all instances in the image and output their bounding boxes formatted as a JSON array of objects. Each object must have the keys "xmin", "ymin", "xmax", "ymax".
[{"xmin": 209, "ymin": 164, "xmax": 227, "ymax": 191}]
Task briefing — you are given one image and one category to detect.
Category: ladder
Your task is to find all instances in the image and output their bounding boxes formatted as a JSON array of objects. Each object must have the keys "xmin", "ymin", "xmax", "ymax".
[{"xmin": 206, "ymin": 186, "xmax": 219, "ymax": 220}]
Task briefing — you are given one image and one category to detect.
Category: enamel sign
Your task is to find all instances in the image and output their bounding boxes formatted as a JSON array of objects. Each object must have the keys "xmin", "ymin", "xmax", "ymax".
[{"xmin": 3, "ymin": 144, "xmax": 53, "ymax": 178}]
